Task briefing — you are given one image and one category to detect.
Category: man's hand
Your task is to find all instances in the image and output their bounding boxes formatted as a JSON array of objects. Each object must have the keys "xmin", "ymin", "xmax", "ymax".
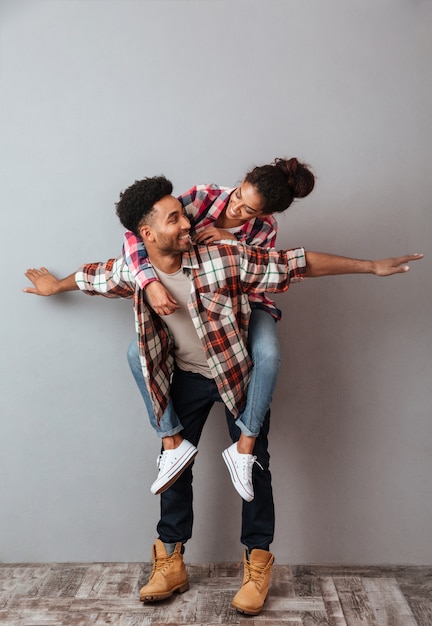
[
  {"xmin": 194, "ymin": 227, "xmax": 237, "ymax": 244},
  {"xmin": 145, "ymin": 281, "xmax": 180, "ymax": 315},
  {"xmin": 371, "ymin": 254, "xmax": 424, "ymax": 276},
  {"xmin": 23, "ymin": 267, "xmax": 78, "ymax": 295}
]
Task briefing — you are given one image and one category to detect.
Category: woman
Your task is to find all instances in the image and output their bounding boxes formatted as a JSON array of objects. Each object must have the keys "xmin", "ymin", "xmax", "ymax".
[{"xmin": 123, "ymin": 157, "xmax": 315, "ymax": 499}]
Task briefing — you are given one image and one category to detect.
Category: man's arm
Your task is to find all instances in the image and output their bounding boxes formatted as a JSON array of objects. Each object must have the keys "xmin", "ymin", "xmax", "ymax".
[
  {"xmin": 23, "ymin": 267, "xmax": 79, "ymax": 296},
  {"xmin": 24, "ymin": 257, "xmax": 135, "ymax": 298},
  {"xmin": 304, "ymin": 252, "xmax": 423, "ymax": 278}
]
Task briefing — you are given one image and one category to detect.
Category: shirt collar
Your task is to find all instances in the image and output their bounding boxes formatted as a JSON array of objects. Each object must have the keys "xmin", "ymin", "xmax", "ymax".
[{"xmin": 181, "ymin": 247, "xmax": 200, "ymax": 271}]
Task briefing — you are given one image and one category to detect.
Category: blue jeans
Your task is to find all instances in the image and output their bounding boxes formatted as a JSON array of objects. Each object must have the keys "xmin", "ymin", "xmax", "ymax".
[
  {"xmin": 158, "ymin": 368, "xmax": 275, "ymax": 550},
  {"xmin": 240, "ymin": 307, "xmax": 281, "ymax": 436},
  {"xmin": 127, "ymin": 307, "xmax": 280, "ymax": 438},
  {"xmin": 127, "ymin": 342, "xmax": 183, "ymax": 438}
]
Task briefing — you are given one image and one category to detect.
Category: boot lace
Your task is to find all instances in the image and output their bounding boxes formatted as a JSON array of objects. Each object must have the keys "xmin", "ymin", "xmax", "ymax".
[
  {"xmin": 150, "ymin": 551, "xmax": 175, "ymax": 579},
  {"xmin": 243, "ymin": 556, "xmax": 273, "ymax": 590}
]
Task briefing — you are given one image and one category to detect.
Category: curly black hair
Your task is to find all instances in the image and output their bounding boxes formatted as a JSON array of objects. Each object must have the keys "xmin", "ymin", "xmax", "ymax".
[
  {"xmin": 115, "ymin": 175, "xmax": 173, "ymax": 235},
  {"xmin": 244, "ymin": 158, "xmax": 315, "ymax": 214}
]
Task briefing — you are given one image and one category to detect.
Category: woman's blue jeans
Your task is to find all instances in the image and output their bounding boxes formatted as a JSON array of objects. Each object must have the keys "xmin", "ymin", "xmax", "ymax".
[
  {"xmin": 158, "ymin": 368, "xmax": 275, "ymax": 550},
  {"xmin": 127, "ymin": 307, "xmax": 281, "ymax": 438}
]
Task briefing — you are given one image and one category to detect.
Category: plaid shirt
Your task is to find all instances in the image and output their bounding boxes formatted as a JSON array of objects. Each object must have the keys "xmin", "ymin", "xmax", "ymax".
[
  {"xmin": 123, "ymin": 184, "xmax": 281, "ymax": 319},
  {"xmin": 76, "ymin": 242, "xmax": 306, "ymax": 420}
]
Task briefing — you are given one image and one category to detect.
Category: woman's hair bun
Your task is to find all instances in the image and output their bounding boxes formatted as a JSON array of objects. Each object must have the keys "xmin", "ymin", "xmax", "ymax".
[
  {"xmin": 274, "ymin": 157, "xmax": 314, "ymax": 198},
  {"xmin": 244, "ymin": 156, "xmax": 315, "ymax": 214}
]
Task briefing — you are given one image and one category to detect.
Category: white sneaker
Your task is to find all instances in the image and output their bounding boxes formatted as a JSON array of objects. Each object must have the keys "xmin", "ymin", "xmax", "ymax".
[
  {"xmin": 222, "ymin": 442, "xmax": 263, "ymax": 502},
  {"xmin": 150, "ymin": 439, "xmax": 198, "ymax": 495}
]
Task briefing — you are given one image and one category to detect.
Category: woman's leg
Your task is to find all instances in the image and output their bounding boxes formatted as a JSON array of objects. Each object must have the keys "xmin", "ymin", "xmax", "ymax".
[
  {"xmin": 222, "ymin": 308, "xmax": 280, "ymax": 498},
  {"xmin": 236, "ymin": 308, "xmax": 281, "ymax": 439},
  {"xmin": 127, "ymin": 339, "xmax": 183, "ymax": 438},
  {"xmin": 127, "ymin": 340, "xmax": 198, "ymax": 494}
]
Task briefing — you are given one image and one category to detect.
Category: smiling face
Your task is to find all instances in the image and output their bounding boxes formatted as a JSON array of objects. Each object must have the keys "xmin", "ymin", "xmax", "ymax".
[
  {"xmin": 139, "ymin": 195, "xmax": 192, "ymax": 255},
  {"xmin": 225, "ymin": 181, "xmax": 266, "ymax": 224}
]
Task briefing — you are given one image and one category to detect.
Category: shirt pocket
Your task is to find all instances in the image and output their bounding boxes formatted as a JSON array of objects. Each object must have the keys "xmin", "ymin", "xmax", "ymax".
[{"xmin": 199, "ymin": 287, "xmax": 233, "ymax": 321}]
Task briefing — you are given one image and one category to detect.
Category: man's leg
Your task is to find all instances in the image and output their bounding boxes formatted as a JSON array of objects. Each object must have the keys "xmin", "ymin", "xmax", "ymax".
[
  {"xmin": 127, "ymin": 340, "xmax": 197, "ymax": 494},
  {"xmin": 225, "ymin": 408, "xmax": 275, "ymax": 550},
  {"xmin": 140, "ymin": 370, "xmax": 220, "ymax": 603},
  {"xmin": 225, "ymin": 407, "xmax": 275, "ymax": 615},
  {"xmin": 157, "ymin": 369, "xmax": 220, "ymax": 544}
]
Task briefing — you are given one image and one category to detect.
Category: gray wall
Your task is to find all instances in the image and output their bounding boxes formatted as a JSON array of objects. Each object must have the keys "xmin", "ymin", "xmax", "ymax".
[{"xmin": 1, "ymin": 0, "xmax": 431, "ymax": 565}]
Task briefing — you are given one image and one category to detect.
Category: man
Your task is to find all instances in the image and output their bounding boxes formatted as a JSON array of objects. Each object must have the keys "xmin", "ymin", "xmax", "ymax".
[{"xmin": 24, "ymin": 175, "xmax": 422, "ymax": 616}]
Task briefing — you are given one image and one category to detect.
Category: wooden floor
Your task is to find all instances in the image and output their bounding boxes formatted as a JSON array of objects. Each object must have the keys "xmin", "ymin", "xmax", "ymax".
[{"xmin": 0, "ymin": 562, "xmax": 431, "ymax": 625}]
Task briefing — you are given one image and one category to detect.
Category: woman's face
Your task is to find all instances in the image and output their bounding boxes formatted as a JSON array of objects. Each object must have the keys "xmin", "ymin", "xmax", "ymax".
[{"xmin": 225, "ymin": 181, "xmax": 266, "ymax": 223}]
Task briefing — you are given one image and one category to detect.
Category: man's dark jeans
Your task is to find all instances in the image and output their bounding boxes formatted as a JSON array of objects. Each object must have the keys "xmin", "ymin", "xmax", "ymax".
[{"xmin": 157, "ymin": 368, "xmax": 275, "ymax": 552}]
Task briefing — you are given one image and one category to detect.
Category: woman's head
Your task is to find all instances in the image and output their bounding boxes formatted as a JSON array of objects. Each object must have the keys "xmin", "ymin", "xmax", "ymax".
[{"xmin": 244, "ymin": 157, "xmax": 315, "ymax": 215}]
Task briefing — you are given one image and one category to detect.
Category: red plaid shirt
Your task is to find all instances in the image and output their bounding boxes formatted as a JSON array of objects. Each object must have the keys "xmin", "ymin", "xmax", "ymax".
[
  {"xmin": 123, "ymin": 184, "xmax": 281, "ymax": 319},
  {"xmin": 76, "ymin": 243, "xmax": 305, "ymax": 420}
]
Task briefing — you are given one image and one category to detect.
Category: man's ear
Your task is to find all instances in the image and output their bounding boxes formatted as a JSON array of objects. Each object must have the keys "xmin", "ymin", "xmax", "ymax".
[{"xmin": 139, "ymin": 223, "xmax": 154, "ymax": 243}]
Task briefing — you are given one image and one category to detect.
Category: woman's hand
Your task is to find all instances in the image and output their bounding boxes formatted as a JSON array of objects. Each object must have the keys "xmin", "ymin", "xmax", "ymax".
[
  {"xmin": 145, "ymin": 281, "xmax": 180, "ymax": 315},
  {"xmin": 371, "ymin": 254, "xmax": 424, "ymax": 276},
  {"xmin": 194, "ymin": 227, "xmax": 237, "ymax": 244}
]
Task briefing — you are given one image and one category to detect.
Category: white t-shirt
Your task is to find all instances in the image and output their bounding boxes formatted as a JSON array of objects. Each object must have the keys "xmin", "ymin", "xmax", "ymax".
[{"xmin": 149, "ymin": 267, "xmax": 213, "ymax": 379}]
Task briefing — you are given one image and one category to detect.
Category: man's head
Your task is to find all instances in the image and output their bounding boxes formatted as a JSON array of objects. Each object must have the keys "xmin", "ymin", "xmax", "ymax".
[
  {"xmin": 116, "ymin": 175, "xmax": 191, "ymax": 257},
  {"xmin": 116, "ymin": 175, "xmax": 174, "ymax": 236}
]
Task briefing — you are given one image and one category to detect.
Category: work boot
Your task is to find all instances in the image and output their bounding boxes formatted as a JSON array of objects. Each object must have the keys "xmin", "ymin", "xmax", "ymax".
[
  {"xmin": 139, "ymin": 539, "xmax": 189, "ymax": 602},
  {"xmin": 231, "ymin": 548, "xmax": 274, "ymax": 615}
]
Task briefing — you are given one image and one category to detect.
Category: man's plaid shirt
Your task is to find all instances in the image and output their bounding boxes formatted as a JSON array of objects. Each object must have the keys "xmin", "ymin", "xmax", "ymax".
[
  {"xmin": 76, "ymin": 242, "xmax": 306, "ymax": 421},
  {"xmin": 123, "ymin": 184, "xmax": 282, "ymax": 319}
]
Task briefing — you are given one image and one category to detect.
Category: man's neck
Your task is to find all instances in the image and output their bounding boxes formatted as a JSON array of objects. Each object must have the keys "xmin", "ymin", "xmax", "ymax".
[{"xmin": 148, "ymin": 251, "xmax": 183, "ymax": 275}]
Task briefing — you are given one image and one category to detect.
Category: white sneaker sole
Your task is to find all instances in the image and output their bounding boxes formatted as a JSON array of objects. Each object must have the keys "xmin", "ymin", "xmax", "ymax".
[
  {"xmin": 151, "ymin": 447, "xmax": 198, "ymax": 495},
  {"xmin": 222, "ymin": 448, "xmax": 254, "ymax": 502}
]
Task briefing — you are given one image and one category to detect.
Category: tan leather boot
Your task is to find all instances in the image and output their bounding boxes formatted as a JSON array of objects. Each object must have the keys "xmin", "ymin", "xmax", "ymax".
[
  {"xmin": 139, "ymin": 539, "xmax": 189, "ymax": 602},
  {"xmin": 231, "ymin": 548, "xmax": 274, "ymax": 615}
]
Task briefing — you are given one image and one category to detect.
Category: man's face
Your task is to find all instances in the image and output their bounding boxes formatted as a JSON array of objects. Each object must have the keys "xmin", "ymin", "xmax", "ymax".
[{"xmin": 141, "ymin": 195, "xmax": 192, "ymax": 254}]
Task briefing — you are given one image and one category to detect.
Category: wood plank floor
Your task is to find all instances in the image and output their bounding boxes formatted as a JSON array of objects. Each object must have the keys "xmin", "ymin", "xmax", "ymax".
[{"xmin": 0, "ymin": 562, "xmax": 431, "ymax": 625}]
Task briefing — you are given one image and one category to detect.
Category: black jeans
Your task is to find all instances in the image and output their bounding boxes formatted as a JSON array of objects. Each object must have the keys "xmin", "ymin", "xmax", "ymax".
[{"xmin": 157, "ymin": 368, "xmax": 275, "ymax": 552}]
